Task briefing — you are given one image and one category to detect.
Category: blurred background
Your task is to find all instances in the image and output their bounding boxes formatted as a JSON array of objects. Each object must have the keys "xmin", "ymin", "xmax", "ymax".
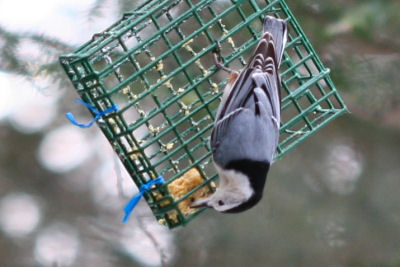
[{"xmin": 1, "ymin": 0, "xmax": 400, "ymax": 266}]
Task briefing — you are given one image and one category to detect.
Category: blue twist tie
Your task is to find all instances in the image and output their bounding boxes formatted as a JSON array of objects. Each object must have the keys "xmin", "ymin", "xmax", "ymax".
[
  {"xmin": 66, "ymin": 99, "xmax": 118, "ymax": 128},
  {"xmin": 122, "ymin": 176, "xmax": 165, "ymax": 223}
]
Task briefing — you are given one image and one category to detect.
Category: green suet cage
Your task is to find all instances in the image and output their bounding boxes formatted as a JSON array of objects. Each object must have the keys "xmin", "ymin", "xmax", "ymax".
[{"xmin": 60, "ymin": 0, "xmax": 347, "ymax": 228}]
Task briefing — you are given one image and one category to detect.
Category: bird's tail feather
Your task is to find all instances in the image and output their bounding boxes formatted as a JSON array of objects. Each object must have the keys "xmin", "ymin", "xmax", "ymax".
[
  {"xmin": 247, "ymin": 16, "xmax": 287, "ymax": 71},
  {"xmin": 262, "ymin": 15, "xmax": 287, "ymax": 67}
]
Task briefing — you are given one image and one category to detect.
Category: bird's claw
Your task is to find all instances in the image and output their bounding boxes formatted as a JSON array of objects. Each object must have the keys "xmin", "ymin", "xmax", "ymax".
[{"xmin": 212, "ymin": 41, "xmax": 233, "ymax": 74}]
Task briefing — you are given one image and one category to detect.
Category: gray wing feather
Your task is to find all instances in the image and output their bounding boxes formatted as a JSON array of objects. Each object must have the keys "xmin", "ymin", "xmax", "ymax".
[
  {"xmin": 252, "ymin": 71, "xmax": 280, "ymax": 124},
  {"xmin": 211, "ymin": 16, "xmax": 287, "ymax": 167},
  {"xmin": 211, "ymin": 72, "xmax": 280, "ymax": 167}
]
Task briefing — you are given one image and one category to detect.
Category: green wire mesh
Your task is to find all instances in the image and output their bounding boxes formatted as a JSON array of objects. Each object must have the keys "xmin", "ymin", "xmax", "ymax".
[{"xmin": 60, "ymin": 0, "xmax": 347, "ymax": 228}]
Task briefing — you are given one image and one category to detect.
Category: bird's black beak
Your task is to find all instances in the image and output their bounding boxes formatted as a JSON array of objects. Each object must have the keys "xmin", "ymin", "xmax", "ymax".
[{"xmin": 190, "ymin": 198, "xmax": 210, "ymax": 209}]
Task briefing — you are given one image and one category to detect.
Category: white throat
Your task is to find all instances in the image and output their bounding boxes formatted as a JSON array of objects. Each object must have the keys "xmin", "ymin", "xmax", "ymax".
[{"xmin": 214, "ymin": 165, "xmax": 254, "ymax": 202}]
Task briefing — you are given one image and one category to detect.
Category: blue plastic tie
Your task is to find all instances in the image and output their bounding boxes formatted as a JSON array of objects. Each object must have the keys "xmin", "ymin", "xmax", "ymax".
[
  {"xmin": 122, "ymin": 176, "xmax": 165, "ymax": 223},
  {"xmin": 66, "ymin": 99, "xmax": 118, "ymax": 128}
]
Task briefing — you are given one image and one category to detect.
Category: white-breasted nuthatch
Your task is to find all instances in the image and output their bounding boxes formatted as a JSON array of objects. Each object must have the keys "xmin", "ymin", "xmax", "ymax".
[{"xmin": 191, "ymin": 16, "xmax": 287, "ymax": 213}]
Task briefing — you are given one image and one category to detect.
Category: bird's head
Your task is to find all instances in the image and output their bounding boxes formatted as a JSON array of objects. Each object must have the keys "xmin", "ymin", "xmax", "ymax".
[
  {"xmin": 191, "ymin": 161, "xmax": 268, "ymax": 213},
  {"xmin": 190, "ymin": 186, "xmax": 252, "ymax": 213}
]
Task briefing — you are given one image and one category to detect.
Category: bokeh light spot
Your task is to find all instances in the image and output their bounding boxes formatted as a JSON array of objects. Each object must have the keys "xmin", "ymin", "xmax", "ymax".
[
  {"xmin": 324, "ymin": 143, "xmax": 363, "ymax": 195},
  {"xmin": 38, "ymin": 125, "xmax": 93, "ymax": 173},
  {"xmin": 9, "ymin": 92, "xmax": 58, "ymax": 134},
  {"xmin": 90, "ymin": 160, "xmax": 136, "ymax": 210},
  {"xmin": 34, "ymin": 223, "xmax": 80, "ymax": 267},
  {"xmin": 120, "ymin": 219, "xmax": 175, "ymax": 266},
  {"xmin": 0, "ymin": 192, "xmax": 41, "ymax": 237}
]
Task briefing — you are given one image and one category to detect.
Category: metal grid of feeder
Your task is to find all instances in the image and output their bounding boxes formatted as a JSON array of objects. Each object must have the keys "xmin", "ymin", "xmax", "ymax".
[{"xmin": 59, "ymin": 0, "xmax": 348, "ymax": 228}]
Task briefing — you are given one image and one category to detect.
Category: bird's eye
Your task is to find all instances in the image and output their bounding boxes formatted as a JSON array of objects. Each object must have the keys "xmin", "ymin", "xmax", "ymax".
[{"xmin": 218, "ymin": 200, "xmax": 224, "ymax": 206}]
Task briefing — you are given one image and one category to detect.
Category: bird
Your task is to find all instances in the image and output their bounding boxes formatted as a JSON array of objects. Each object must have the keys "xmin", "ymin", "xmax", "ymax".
[{"xmin": 190, "ymin": 16, "xmax": 288, "ymax": 213}]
